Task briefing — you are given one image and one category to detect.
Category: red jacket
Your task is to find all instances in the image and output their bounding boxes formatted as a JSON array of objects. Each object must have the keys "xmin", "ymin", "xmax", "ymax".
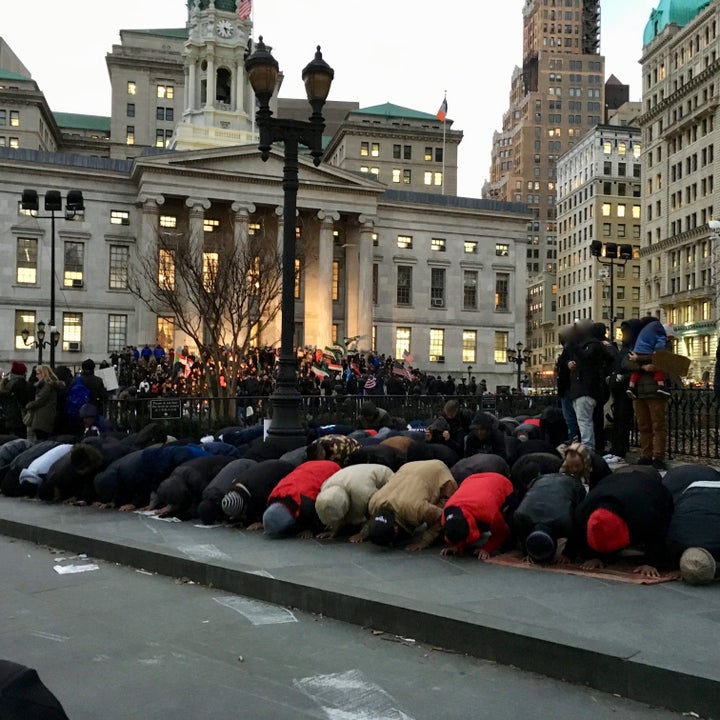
[
  {"xmin": 268, "ymin": 460, "xmax": 340, "ymax": 518},
  {"xmin": 442, "ymin": 472, "xmax": 513, "ymax": 554}
]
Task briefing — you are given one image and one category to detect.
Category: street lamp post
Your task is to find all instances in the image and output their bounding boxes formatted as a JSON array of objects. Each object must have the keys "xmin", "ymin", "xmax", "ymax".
[
  {"xmin": 21, "ymin": 320, "xmax": 60, "ymax": 367},
  {"xmin": 245, "ymin": 38, "xmax": 334, "ymax": 449},
  {"xmin": 20, "ymin": 189, "xmax": 85, "ymax": 369},
  {"xmin": 506, "ymin": 341, "xmax": 531, "ymax": 392},
  {"xmin": 590, "ymin": 241, "xmax": 632, "ymax": 341}
]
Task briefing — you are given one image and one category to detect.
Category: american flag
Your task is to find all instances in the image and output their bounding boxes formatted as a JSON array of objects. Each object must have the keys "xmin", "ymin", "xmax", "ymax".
[
  {"xmin": 392, "ymin": 366, "xmax": 411, "ymax": 381},
  {"xmin": 238, "ymin": 0, "xmax": 252, "ymax": 20},
  {"xmin": 364, "ymin": 375, "xmax": 377, "ymax": 390},
  {"xmin": 402, "ymin": 350, "xmax": 414, "ymax": 365}
]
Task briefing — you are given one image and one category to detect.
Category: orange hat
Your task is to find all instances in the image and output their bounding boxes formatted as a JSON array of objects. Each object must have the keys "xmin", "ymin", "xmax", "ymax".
[{"xmin": 586, "ymin": 508, "xmax": 630, "ymax": 554}]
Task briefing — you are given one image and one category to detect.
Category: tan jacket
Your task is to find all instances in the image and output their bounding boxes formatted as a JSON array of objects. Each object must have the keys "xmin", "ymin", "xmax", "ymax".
[{"xmin": 368, "ymin": 459, "xmax": 457, "ymax": 548}]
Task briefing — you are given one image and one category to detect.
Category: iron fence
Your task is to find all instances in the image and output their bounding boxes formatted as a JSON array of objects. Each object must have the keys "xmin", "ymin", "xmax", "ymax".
[{"xmin": 104, "ymin": 390, "xmax": 720, "ymax": 460}]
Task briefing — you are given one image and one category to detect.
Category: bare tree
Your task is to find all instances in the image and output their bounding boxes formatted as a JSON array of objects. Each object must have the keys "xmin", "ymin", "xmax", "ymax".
[{"xmin": 129, "ymin": 215, "xmax": 282, "ymax": 404}]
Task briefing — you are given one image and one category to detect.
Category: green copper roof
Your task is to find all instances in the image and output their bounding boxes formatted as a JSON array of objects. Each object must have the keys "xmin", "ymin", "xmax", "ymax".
[
  {"xmin": 353, "ymin": 103, "xmax": 440, "ymax": 121},
  {"xmin": 187, "ymin": 0, "xmax": 238, "ymax": 12},
  {"xmin": 0, "ymin": 68, "xmax": 30, "ymax": 81},
  {"xmin": 53, "ymin": 112, "xmax": 111, "ymax": 133},
  {"xmin": 122, "ymin": 28, "xmax": 188, "ymax": 39},
  {"xmin": 643, "ymin": 0, "xmax": 712, "ymax": 46}
]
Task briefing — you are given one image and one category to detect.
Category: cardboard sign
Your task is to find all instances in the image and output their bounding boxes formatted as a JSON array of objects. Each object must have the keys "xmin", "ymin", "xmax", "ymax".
[{"xmin": 652, "ymin": 350, "xmax": 691, "ymax": 377}]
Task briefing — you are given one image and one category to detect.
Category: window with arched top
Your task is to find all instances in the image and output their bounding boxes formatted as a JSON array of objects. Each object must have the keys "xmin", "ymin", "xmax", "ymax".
[{"xmin": 216, "ymin": 68, "xmax": 232, "ymax": 105}]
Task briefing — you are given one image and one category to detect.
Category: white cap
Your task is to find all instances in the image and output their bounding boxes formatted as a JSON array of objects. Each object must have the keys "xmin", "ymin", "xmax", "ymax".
[{"xmin": 662, "ymin": 323, "xmax": 675, "ymax": 338}]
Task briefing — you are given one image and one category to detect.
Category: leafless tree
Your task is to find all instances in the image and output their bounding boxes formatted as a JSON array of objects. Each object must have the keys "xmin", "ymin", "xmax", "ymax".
[{"xmin": 129, "ymin": 216, "xmax": 282, "ymax": 404}]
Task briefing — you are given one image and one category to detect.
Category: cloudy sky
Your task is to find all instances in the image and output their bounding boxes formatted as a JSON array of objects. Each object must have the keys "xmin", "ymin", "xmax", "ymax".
[{"xmin": 3, "ymin": 0, "xmax": 659, "ymax": 195}]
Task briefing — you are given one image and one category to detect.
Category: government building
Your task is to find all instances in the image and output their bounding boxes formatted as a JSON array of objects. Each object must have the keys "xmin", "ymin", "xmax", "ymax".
[{"xmin": 0, "ymin": 0, "xmax": 529, "ymax": 390}]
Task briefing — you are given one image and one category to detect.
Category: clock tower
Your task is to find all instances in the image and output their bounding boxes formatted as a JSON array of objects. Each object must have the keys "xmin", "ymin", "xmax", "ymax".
[{"xmin": 172, "ymin": 0, "xmax": 269, "ymax": 150}]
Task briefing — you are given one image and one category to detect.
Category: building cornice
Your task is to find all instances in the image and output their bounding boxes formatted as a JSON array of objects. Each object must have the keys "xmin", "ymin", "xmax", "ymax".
[{"xmin": 640, "ymin": 223, "xmax": 710, "ymax": 255}]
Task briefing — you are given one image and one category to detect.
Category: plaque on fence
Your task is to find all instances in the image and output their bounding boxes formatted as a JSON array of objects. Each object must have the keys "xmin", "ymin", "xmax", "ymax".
[
  {"xmin": 149, "ymin": 398, "xmax": 182, "ymax": 420},
  {"xmin": 481, "ymin": 396, "xmax": 497, "ymax": 412}
]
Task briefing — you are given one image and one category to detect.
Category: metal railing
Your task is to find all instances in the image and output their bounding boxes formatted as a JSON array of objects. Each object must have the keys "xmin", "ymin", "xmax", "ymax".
[{"xmin": 104, "ymin": 390, "xmax": 720, "ymax": 460}]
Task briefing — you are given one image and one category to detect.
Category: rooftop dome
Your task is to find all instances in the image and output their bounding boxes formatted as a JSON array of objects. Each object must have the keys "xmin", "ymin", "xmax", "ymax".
[{"xmin": 643, "ymin": 0, "xmax": 712, "ymax": 46}]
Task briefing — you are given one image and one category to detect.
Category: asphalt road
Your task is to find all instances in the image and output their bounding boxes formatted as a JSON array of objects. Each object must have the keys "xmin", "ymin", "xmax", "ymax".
[{"xmin": 0, "ymin": 536, "xmax": 688, "ymax": 720}]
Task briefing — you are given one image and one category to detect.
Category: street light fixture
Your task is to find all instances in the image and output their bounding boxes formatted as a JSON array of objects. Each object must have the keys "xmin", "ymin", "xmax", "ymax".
[
  {"xmin": 506, "ymin": 341, "xmax": 531, "ymax": 391},
  {"xmin": 20, "ymin": 188, "xmax": 85, "ymax": 368},
  {"xmin": 245, "ymin": 38, "xmax": 334, "ymax": 449},
  {"xmin": 20, "ymin": 320, "xmax": 60, "ymax": 367},
  {"xmin": 590, "ymin": 240, "xmax": 632, "ymax": 341}
]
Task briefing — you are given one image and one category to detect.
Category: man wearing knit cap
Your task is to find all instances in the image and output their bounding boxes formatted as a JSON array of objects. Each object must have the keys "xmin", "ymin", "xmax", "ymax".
[
  {"xmin": 440, "ymin": 472, "xmax": 516, "ymax": 560},
  {"xmin": 568, "ymin": 469, "xmax": 673, "ymax": 576},
  {"xmin": 262, "ymin": 459, "xmax": 340, "ymax": 537},
  {"xmin": 513, "ymin": 472, "xmax": 587, "ymax": 564},
  {"xmin": 0, "ymin": 361, "xmax": 31, "ymax": 438},
  {"xmin": 366, "ymin": 459, "xmax": 457, "ymax": 551},
  {"xmin": 464, "ymin": 412, "xmax": 509, "ymax": 461},
  {"xmin": 679, "ymin": 547, "xmax": 719, "ymax": 586},
  {"xmin": 315, "ymin": 463, "xmax": 393, "ymax": 541}
]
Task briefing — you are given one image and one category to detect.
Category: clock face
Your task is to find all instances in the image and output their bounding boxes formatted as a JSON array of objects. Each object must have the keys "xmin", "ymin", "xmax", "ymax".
[{"xmin": 216, "ymin": 20, "xmax": 235, "ymax": 38}]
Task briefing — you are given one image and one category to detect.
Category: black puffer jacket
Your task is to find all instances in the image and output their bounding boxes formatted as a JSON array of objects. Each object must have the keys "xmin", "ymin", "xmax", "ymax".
[
  {"xmin": 0, "ymin": 439, "xmax": 32, "ymax": 482},
  {"xmin": 450, "ymin": 454, "xmax": 510, "ymax": 485},
  {"xmin": 1, "ymin": 441, "xmax": 59, "ymax": 497},
  {"xmin": 225, "ymin": 459, "xmax": 295, "ymax": 524},
  {"xmin": 197, "ymin": 458, "xmax": 258, "ymax": 524}
]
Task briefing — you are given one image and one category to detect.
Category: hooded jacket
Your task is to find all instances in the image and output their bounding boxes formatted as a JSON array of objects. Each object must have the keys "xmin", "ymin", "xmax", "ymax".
[
  {"xmin": 315, "ymin": 464, "xmax": 393, "ymax": 530},
  {"xmin": 442, "ymin": 472, "xmax": 514, "ymax": 555},
  {"xmin": 368, "ymin": 459, "xmax": 457, "ymax": 548},
  {"xmin": 513, "ymin": 472, "xmax": 587, "ymax": 547},
  {"xmin": 569, "ymin": 470, "xmax": 673, "ymax": 567},
  {"xmin": 267, "ymin": 460, "xmax": 341, "ymax": 530},
  {"xmin": 25, "ymin": 380, "xmax": 66, "ymax": 434}
]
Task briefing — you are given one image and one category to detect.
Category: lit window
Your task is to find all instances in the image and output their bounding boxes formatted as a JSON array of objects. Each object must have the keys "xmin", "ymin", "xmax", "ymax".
[
  {"xmin": 63, "ymin": 241, "xmax": 84, "ymax": 288},
  {"xmin": 110, "ymin": 210, "xmax": 130, "ymax": 226},
  {"xmin": 632, "ymin": 205, "xmax": 641, "ymax": 219},
  {"xmin": 424, "ymin": 171, "xmax": 433, "ymax": 185},
  {"xmin": 429, "ymin": 329, "xmax": 445, "ymax": 362},
  {"xmin": 9, "ymin": 137, "xmax": 19, "ymax": 148},
  {"xmin": 126, "ymin": 126, "xmax": 135, "ymax": 145},
  {"xmin": 370, "ymin": 167, "xmax": 379, "ymax": 177},
  {"xmin": 494, "ymin": 331, "xmax": 509, "ymax": 363},
  {"xmin": 157, "ymin": 85, "xmax": 174, "ymax": 99},
  {"xmin": 395, "ymin": 327, "xmax": 411, "ymax": 360},
  {"xmin": 360, "ymin": 166, "xmax": 369, "ymax": 173},
  {"xmin": 294, "ymin": 259, "xmax": 301, "ymax": 299},
  {"xmin": 434, "ymin": 172, "xmax": 443, "ymax": 185},
  {"xmin": 633, "ymin": 144, "xmax": 641, "ymax": 158},
  {"xmin": 204, "ymin": 219, "xmax": 220, "ymax": 233},
  {"xmin": 371, "ymin": 143, "xmax": 379, "ymax": 157},
  {"xmin": 495, "ymin": 243, "xmax": 509, "ymax": 256},
  {"xmin": 16, "ymin": 237, "xmax": 37, "ymax": 284},
  {"xmin": 159, "ymin": 215, "xmax": 177, "ymax": 228},
  {"xmin": 158, "ymin": 249, "xmax": 175, "ymax": 289},
  {"xmin": 617, "ymin": 204, "xmax": 626, "ymax": 217},
  {"xmin": 603, "ymin": 141, "xmax": 612, "ymax": 154},
  {"xmin": 462, "ymin": 330, "xmax": 477, "ymax": 363},
  {"xmin": 495, "ymin": 272, "xmax": 509, "ymax": 311},
  {"xmin": 107, "ymin": 314, "xmax": 127, "ymax": 352},
  {"xmin": 203, "ymin": 252, "xmax": 219, "ymax": 291},
  {"xmin": 9, "ymin": 111, "xmax": 19, "ymax": 127},
  {"xmin": 618, "ymin": 142, "xmax": 626, "ymax": 156},
  {"xmin": 602, "ymin": 203, "xmax": 611, "ymax": 216},
  {"xmin": 360, "ymin": 142, "xmax": 369, "ymax": 157},
  {"xmin": 397, "ymin": 235, "xmax": 413, "ymax": 249},
  {"xmin": 157, "ymin": 317, "xmax": 174, "ymax": 348},
  {"xmin": 332, "ymin": 261, "xmax": 339, "ymax": 301},
  {"xmin": 431, "ymin": 238, "xmax": 446, "ymax": 252},
  {"xmin": 62, "ymin": 312, "xmax": 83, "ymax": 351},
  {"xmin": 392, "ymin": 169, "xmax": 401, "ymax": 183},
  {"xmin": 127, "ymin": 81, "xmax": 137, "ymax": 95},
  {"xmin": 15, "ymin": 310, "xmax": 36, "ymax": 350},
  {"xmin": 464, "ymin": 241, "xmax": 478, "ymax": 254},
  {"xmin": 424, "ymin": 147, "xmax": 432, "ymax": 161}
]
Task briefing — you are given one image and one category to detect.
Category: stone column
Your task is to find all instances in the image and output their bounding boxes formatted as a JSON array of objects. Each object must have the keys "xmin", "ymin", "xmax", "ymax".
[
  {"xmin": 262, "ymin": 206, "xmax": 285, "ymax": 348},
  {"xmin": 344, "ymin": 222, "xmax": 360, "ymax": 340},
  {"xmin": 305, "ymin": 210, "xmax": 338, "ymax": 349},
  {"xmin": 357, "ymin": 215, "xmax": 376, "ymax": 350},
  {"xmin": 187, "ymin": 55, "xmax": 197, "ymax": 112},
  {"xmin": 236, "ymin": 61, "xmax": 246, "ymax": 114},
  {"xmin": 137, "ymin": 194, "xmax": 165, "ymax": 346},
  {"xmin": 181, "ymin": 197, "xmax": 211, "ymax": 351},
  {"xmin": 205, "ymin": 56, "xmax": 216, "ymax": 109},
  {"xmin": 231, "ymin": 201, "xmax": 256, "ymax": 253}
]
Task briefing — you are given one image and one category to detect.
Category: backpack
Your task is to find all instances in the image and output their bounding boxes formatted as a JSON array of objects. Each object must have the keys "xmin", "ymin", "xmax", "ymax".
[{"xmin": 66, "ymin": 376, "xmax": 91, "ymax": 417}]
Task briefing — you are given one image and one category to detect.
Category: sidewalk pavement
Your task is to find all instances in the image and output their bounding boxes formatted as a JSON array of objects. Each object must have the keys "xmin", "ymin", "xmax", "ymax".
[{"xmin": 1, "ymin": 488, "xmax": 719, "ymax": 719}]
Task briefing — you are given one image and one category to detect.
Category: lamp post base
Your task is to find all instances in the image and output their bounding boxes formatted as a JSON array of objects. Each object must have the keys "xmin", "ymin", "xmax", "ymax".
[{"xmin": 267, "ymin": 385, "xmax": 306, "ymax": 450}]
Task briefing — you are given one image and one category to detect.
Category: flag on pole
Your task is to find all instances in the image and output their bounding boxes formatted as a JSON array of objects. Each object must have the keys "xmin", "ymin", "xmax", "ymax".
[
  {"xmin": 436, "ymin": 96, "xmax": 447, "ymax": 122},
  {"xmin": 327, "ymin": 361, "xmax": 343, "ymax": 373},
  {"xmin": 311, "ymin": 364, "xmax": 329, "ymax": 379},
  {"xmin": 238, "ymin": 0, "xmax": 252, "ymax": 21},
  {"xmin": 402, "ymin": 350, "xmax": 414, "ymax": 365}
]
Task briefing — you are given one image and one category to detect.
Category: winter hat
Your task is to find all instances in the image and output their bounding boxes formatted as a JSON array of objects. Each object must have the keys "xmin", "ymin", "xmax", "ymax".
[
  {"xmin": 443, "ymin": 506, "xmax": 470, "ymax": 545},
  {"xmin": 315, "ymin": 485, "xmax": 350, "ymax": 528},
  {"xmin": 679, "ymin": 547, "xmax": 717, "ymax": 586},
  {"xmin": 78, "ymin": 403, "xmax": 98, "ymax": 419},
  {"xmin": 367, "ymin": 508, "xmax": 397, "ymax": 546},
  {"xmin": 586, "ymin": 508, "xmax": 630, "ymax": 554},
  {"xmin": 525, "ymin": 530, "xmax": 557, "ymax": 563},
  {"xmin": 262, "ymin": 502, "xmax": 295, "ymax": 537},
  {"xmin": 10, "ymin": 361, "xmax": 26, "ymax": 376},
  {"xmin": 197, "ymin": 499, "xmax": 222, "ymax": 525},
  {"xmin": 221, "ymin": 490, "xmax": 246, "ymax": 520}
]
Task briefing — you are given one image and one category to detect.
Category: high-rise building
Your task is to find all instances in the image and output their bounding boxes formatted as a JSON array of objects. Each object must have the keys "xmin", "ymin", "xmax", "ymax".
[
  {"xmin": 484, "ymin": 0, "xmax": 604, "ymax": 379},
  {"xmin": 637, "ymin": 0, "xmax": 719, "ymax": 380},
  {"xmin": 556, "ymin": 113, "xmax": 643, "ymax": 347}
]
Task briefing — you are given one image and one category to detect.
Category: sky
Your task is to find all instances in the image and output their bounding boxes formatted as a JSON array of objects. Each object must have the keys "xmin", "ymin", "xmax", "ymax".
[{"xmin": 2, "ymin": 0, "xmax": 660, "ymax": 196}]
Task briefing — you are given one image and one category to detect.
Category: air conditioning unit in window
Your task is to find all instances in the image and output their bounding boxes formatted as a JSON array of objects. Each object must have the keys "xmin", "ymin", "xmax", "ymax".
[
  {"xmin": 65, "ymin": 341, "xmax": 82, "ymax": 352},
  {"xmin": 436, "ymin": 355, "xmax": 445, "ymax": 363},
  {"xmin": 431, "ymin": 298, "xmax": 444, "ymax": 307},
  {"xmin": 71, "ymin": 279, "xmax": 84, "ymax": 288}
]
